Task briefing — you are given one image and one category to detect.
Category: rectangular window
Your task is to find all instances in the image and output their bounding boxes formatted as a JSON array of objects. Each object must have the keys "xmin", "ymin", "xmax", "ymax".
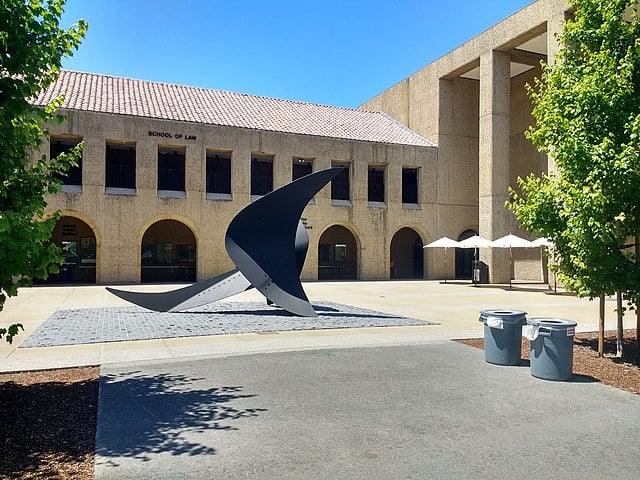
[
  {"xmin": 292, "ymin": 157, "xmax": 313, "ymax": 181},
  {"xmin": 402, "ymin": 168, "xmax": 419, "ymax": 204},
  {"xmin": 206, "ymin": 150, "xmax": 232, "ymax": 195},
  {"xmin": 334, "ymin": 244, "xmax": 347, "ymax": 262},
  {"xmin": 156, "ymin": 242, "xmax": 172, "ymax": 264},
  {"xmin": 318, "ymin": 243, "xmax": 332, "ymax": 263},
  {"xmin": 176, "ymin": 244, "xmax": 196, "ymax": 263},
  {"xmin": 331, "ymin": 162, "xmax": 350, "ymax": 201},
  {"xmin": 105, "ymin": 142, "xmax": 136, "ymax": 192},
  {"xmin": 368, "ymin": 166, "xmax": 385, "ymax": 203},
  {"xmin": 50, "ymin": 136, "xmax": 82, "ymax": 189},
  {"xmin": 251, "ymin": 154, "xmax": 274, "ymax": 196},
  {"xmin": 157, "ymin": 147, "xmax": 185, "ymax": 195}
]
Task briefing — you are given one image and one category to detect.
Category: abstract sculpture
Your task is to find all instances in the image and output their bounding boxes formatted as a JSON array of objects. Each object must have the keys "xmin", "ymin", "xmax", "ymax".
[{"xmin": 107, "ymin": 167, "xmax": 344, "ymax": 317}]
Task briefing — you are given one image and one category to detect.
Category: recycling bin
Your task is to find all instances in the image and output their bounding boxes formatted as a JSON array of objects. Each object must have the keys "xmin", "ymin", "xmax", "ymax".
[
  {"xmin": 525, "ymin": 318, "xmax": 577, "ymax": 381},
  {"xmin": 479, "ymin": 309, "xmax": 527, "ymax": 366}
]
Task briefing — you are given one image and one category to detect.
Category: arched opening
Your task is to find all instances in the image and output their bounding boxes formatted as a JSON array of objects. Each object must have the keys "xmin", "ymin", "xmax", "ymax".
[
  {"xmin": 390, "ymin": 227, "xmax": 423, "ymax": 279},
  {"xmin": 455, "ymin": 229, "xmax": 477, "ymax": 280},
  {"xmin": 141, "ymin": 219, "xmax": 196, "ymax": 283},
  {"xmin": 46, "ymin": 216, "xmax": 97, "ymax": 283},
  {"xmin": 318, "ymin": 225, "xmax": 358, "ymax": 280}
]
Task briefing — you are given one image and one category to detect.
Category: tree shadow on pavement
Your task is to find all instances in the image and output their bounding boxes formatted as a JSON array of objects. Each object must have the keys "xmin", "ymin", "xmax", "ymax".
[{"xmin": 95, "ymin": 371, "xmax": 266, "ymax": 467}]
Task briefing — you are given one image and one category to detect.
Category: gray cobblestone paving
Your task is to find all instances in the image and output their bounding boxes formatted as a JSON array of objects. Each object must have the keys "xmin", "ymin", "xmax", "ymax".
[{"xmin": 20, "ymin": 301, "xmax": 433, "ymax": 348}]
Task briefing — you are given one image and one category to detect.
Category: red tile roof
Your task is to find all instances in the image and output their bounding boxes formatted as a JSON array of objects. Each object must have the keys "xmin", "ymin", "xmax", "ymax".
[{"xmin": 34, "ymin": 70, "xmax": 434, "ymax": 147}]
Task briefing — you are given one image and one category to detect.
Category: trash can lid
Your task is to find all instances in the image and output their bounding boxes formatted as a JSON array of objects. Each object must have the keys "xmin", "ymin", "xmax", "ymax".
[
  {"xmin": 479, "ymin": 309, "xmax": 527, "ymax": 324},
  {"xmin": 527, "ymin": 317, "xmax": 577, "ymax": 329}
]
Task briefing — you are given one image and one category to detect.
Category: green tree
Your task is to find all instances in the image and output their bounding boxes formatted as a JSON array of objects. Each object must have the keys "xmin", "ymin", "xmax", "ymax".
[
  {"xmin": 509, "ymin": 0, "xmax": 640, "ymax": 357},
  {"xmin": 0, "ymin": 0, "xmax": 86, "ymax": 343}
]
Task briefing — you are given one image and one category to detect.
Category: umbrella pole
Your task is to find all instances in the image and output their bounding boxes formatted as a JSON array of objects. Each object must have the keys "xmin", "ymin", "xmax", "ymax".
[
  {"xmin": 444, "ymin": 248, "xmax": 447, "ymax": 284},
  {"xmin": 509, "ymin": 247, "xmax": 513, "ymax": 289},
  {"xmin": 473, "ymin": 248, "xmax": 478, "ymax": 287}
]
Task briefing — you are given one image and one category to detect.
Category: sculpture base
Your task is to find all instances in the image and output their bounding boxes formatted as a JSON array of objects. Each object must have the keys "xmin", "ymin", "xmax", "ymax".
[{"xmin": 20, "ymin": 301, "xmax": 435, "ymax": 348}]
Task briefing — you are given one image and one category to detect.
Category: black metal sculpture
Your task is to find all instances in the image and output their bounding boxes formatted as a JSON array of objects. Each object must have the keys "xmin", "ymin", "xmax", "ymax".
[{"xmin": 107, "ymin": 167, "xmax": 344, "ymax": 317}]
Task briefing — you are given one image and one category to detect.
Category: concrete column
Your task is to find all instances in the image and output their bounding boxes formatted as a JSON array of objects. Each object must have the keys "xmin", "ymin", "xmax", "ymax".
[
  {"xmin": 433, "ymin": 78, "xmax": 455, "ymax": 281},
  {"xmin": 479, "ymin": 49, "xmax": 511, "ymax": 284},
  {"xmin": 545, "ymin": 10, "xmax": 569, "ymax": 175},
  {"xmin": 437, "ymin": 78, "xmax": 455, "ymax": 208},
  {"xmin": 546, "ymin": 12, "xmax": 566, "ymax": 65}
]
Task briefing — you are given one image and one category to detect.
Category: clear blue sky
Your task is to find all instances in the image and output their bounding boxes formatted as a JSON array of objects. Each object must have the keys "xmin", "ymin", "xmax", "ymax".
[{"xmin": 61, "ymin": 0, "xmax": 534, "ymax": 108}]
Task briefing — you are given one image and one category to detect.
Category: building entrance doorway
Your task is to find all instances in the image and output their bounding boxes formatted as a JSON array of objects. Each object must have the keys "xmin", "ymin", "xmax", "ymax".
[
  {"xmin": 141, "ymin": 220, "xmax": 196, "ymax": 282},
  {"xmin": 318, "ymin": 225, "xmax": 358, "ymax": 280},
  {"xmin": 455, "ymin": 229, "xmax": 477, "ymax": 280},
  {"xmin": 46, "ymin": 216, "xmax": 97, "ymax": 283},
  {"xmin": 390, "ymin": 228, "xmax": 423, "ymax": 279}
]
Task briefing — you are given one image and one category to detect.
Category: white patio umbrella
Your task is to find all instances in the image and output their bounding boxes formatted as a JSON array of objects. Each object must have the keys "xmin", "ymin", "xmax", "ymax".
[
  {"xmin": 458, "ymin": 235, "xmax": 492, "ymax": 284},
  {"xmin": 491, "ymin": 233, "xmax": 533, "ymax": 249},
  {"xmin": 458, "ymin": 235, "xmax": 493, "ymax": 249},
  {"xmin": 530, "ymin": 237, "xmax": 553, "ymax": 248},
  {"xmin": 423, "ymin": 236, "xmax": 461, "ymax": 283},
  {"xmin": 423, "ymin": 236, "xmax": 461, "ymax": 248},
  {"xmin": 491, "ymin": 234, "xmax": 534, "ymax": 288},
  {"xmin": 531, "ymin": 237, "xmax": 556, "ymax": 292}
]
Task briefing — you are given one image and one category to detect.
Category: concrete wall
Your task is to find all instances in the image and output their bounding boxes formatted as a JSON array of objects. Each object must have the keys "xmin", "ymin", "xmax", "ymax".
[{"xmin": 361, "ymin": 0, "xmax": 570, "ymax": 284}]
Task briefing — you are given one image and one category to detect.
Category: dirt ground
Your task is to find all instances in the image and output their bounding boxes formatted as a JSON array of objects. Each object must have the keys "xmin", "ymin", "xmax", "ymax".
[
  {"xmin": 0, "ymin": 329, "xmax": 637, "ymax": 479},
  {"xmin": 0, "ymin": 367, "xmax": 99, "ymax": 480}
]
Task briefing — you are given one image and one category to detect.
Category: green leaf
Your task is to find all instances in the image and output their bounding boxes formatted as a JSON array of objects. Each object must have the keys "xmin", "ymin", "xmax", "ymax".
[
  {"xmin": 510, "ymin": 0, "xmax": 640, "ymax": 306},
  {"xmin": 0, "ymin": 0, "xmax": 86, "ymax": 335}
]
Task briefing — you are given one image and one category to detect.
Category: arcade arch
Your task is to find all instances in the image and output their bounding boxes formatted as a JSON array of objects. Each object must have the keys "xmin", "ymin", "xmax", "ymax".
[
  {"xmin": 141, "ymin": 219, "xmax": 196, "ymax": 282},
  {"xmin": 455, "ymin": 229, "xmax": 477, "ymax": 280},
  {"xmin": 318, "ymin": 225, "xmax": 358, "ymax": 280},
  {"xmin": 390, "ymin": 227, "xmax": 424, "ymax": 279},
  {"xmin": 47, "ymin": 215, "xmax": 97, "ymax": 283}
]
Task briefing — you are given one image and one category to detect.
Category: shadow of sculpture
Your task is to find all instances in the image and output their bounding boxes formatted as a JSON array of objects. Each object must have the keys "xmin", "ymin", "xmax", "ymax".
[
  {"xmin": 108, "ymin": 167, "xmax": 344, "ymax": 317},
  {"xmin": 95, "ymin": 370, "xmax": 267, "ymax": 466}
]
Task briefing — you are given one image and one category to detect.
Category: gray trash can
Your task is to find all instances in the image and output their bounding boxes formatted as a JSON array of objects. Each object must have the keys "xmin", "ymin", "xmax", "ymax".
[
  {"xmin": 525, "ymin": 318, "xmax": 577, "ymax": 381},
  {"xmin": 479, "ymin": 309, "xmax": 527, "ymax": 366}
]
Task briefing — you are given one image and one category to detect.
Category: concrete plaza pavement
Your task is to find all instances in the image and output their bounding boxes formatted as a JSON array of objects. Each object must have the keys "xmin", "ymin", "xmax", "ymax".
[
  {"xmin": 94, "ymin": 343, "xmax": 640, "ymax": 479},
  {"xmin": 1, "ymin": 280, "xmax": 639, "ymax": 478},
  {"xmin": 0, "ymin": 280, "xmax": 638, "ymax": 372}
]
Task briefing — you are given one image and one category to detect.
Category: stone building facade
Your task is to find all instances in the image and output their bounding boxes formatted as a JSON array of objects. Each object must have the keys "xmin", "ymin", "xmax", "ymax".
[
  {"xmin": 37, "ymin": 0, "xmax": 570, "ymax": 286},
  {"xmin": 37, "ymin": 71, "xmax": 437, "ymax": 284}
]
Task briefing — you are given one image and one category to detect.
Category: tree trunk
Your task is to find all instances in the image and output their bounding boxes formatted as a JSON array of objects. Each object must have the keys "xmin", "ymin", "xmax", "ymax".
[
  {"xmin": 636, "ymin": 235, "xmax": 639, "ymax": 353},
  {"xmin": 616, "ymin": 291, "xmax": 623, "ymax": 358},
  {"xmin": 599, "ymin": 293, "xmax": 605, "ymax": 357},
  {"xmin": 637, "ymin": 307, "xmax": 639, "ymax": 355}
]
